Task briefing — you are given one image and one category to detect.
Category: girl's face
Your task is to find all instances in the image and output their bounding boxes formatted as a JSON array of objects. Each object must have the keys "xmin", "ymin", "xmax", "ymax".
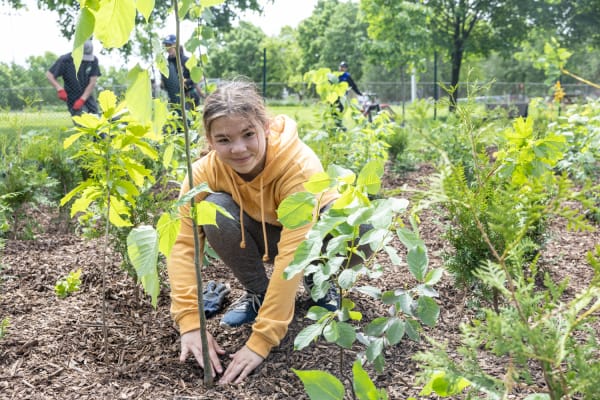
[{"xmin": 208, "ymin": 114, "xmax": 268, "ymax": 181}]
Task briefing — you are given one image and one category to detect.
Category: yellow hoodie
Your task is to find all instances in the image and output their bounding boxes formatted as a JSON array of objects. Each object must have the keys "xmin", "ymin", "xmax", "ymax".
[{"xmin": 167, "ymin": 114, "xmax": 338, "ymax": 358}]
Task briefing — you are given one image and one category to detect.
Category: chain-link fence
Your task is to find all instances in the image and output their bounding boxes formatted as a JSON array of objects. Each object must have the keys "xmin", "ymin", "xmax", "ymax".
[{"xmin": 2, "ymin": 82, "xmax": 599, "ymax": 110}]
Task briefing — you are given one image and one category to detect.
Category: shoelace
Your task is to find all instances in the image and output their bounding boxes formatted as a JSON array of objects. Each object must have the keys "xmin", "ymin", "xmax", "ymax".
[{"xmin": 231, "ymin": 293, "xmax": 263, "ymax": 312}]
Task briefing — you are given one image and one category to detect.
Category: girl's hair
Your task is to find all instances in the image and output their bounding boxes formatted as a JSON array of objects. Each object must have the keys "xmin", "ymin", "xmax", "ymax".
[{"xmin": 202, "ymin": 79, "xmax": 268, "ymax": 137}]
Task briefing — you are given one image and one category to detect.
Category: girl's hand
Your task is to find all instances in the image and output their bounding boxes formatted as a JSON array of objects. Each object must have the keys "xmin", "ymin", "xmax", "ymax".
[
  {"xmin": 219, "ymin": 345, "xmax": 264, "ymax": 384},
  {"xmin": 180, "ymin": 329, "xmax": 226, "ymax": 377}
]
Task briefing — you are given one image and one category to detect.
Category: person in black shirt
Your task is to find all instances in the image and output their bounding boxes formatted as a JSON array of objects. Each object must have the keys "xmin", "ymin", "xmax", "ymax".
[
  {"xmin": 46, "ymin": 40, "xmax": 101, "ymax": 116},
  {"xmin": 160, "ymin": 34, "xmax": 202, "ymax": 112}
]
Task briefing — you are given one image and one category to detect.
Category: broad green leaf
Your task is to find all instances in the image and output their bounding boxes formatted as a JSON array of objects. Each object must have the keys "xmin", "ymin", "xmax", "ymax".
[
  {"xmin": 294, "ymin": 323, "xmax": 324, "ymax": 350},
  {"xmin": 425, "ymin": 268, "xmax": 443, "ymax": 286},
  {"xmin": 136, "ymin": 0, "xmax": 154, "ymax": 21},
  {"xmin": 335, "ymin": 321, "xmax": 357, "ymax": 349},
  {"xmin": 384, "ymin": 245, "xmax": 402, "ymax": 265},
  {"xmin": 127, "ymin": 225, "xmax": 160, "ymax": 307},
  {"xmin": 407, "ymin": 245, "xmax": 428, "ymax": 281},
  {"xmin": 405, "ymin": 319, "xmax": 420, "ymax": 341},
  {"xmin": 152, "ymin": 98, "xmax": 169, "ymax": 140},
  {"xmin": 304, "ymin": 171, "xmax": 333, "ymax": 194},
  {"xmin": 109, "ymin": 196, "xmax": 132, "ymax": 227},
  {"xmin": 93, "ymin": 0, "xmax": 136, "ymax": 48},
  {"xmin": 72, "ymin": 8, "xmax": 95, "ymax": 70},
  {"xmin": 523, "ymin": 395, "xmax": 551, "ymax": 400},
  {"xmin": 277, "ymin": 191, "xmax": 315, "ymax": 229},
  {"xmin": 156, "ymin": 212, "xmax": 180, "ymax": 258},
  {"xmin": 396, "ymin": 227, "xmax": 423, "ymax": 250},
  {"xmin": 358, "ymin": 228, "xmax": 387, "ymax": 249},
  {"xmin": 385, "ymin": 318, "xmax": 405, "ymax": 345},
  {"xmin": 156, "ymin": 53, "xmax": 168, "ymax": 79},
  {"xmin": 70, "ymin": 187, "xmax": 102, "ymax": 217},
  {"xmin": 176, "ymin": 182, "xmax": 212, "ymax": 207},
  {"xmin": 63, "ymin": 132, "xmax": 85, "ymax": 149},
  {"xmin": 365, "ymin": 317, "xmax": 388, "ymax": 337},
  {"xmin": 162, "ymin": 143, "xmax": 175, "ymax": 169},
  {"xmin": 355, "ymin": 285, "xmax": 382, "ymax": 299},
  {"xmin": 323, "ymin": 320, "xmax": 339, "ymax": 343},
  {"xmin": 179, "ymin": 0, "xmax": 194, "ymax": 18},
  {"xmin": 123, "ymin": 159, "xmax": 150, "ymax": 187},
  {"xmin": 366, "ymin": 337, "xmax": 384, "ymax": 362},
  {"xmin": 416, "ymin": 296, "xmax": 440, "ymax": 327},
  {"xmin": 357, "ymin": 159, "xmax": 384, "ymax": 195},
  {"xmin": 292, "ymin": 369, "xmax": 344, "ymax": 400},
  {"xmin": 352, "ymin": 360, "xmax": 379, "ymax": 400},
  {"xmin": 126, "ymin": 65, "xmax": 152, "ymax": 124},
  {"xmin": 420, "ymin": 371, "xmax": 471, "ymax": 396},
  {"xmin": 306, "ymin": 306, "xmax": 331, "ymax": 321},
  {"xmin": 326, "ymin": 164, "xmax": 355, "ymax": 184},
  {"xmin": 98, "ymin": 90, "xmax": 118, "ymax": 114},
  {"xmin": 338, "ymin": 268, "xmax": 358, "ymax": 289},
  {"xmin": 193, "ymin": 200, "xmax": 219, "ymax": 226},
  {"xmin": 284, "ymin": 239, "xmax": 321, "ymax": 279}
]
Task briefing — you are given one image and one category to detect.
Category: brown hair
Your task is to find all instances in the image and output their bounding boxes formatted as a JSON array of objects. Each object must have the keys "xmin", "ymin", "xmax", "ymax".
[{"xmin": 202, "ymin": 79, "xmax": 268, "ymax": 137}]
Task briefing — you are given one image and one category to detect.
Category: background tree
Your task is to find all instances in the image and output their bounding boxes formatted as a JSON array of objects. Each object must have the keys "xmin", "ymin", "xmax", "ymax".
[
  {"xmin": 361, "ymin": 0, "xmax": 566, "ymax": 108},
  {"xmin": 262, "ymin": 27, "xmax": 303, "ymax": 99},
  {"xmin": 204, "ymin": 21, "xmax": 267, "ymax": 84},
  {"xmin": 297, "ymin": 0, "xmax": 368, "ymax": 80}
]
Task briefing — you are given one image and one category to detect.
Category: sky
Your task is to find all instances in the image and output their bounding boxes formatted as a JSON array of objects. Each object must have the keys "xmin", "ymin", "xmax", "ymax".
[{"xmin": 0, "ymin": 0, "xmax": 320, "ymax": 68}]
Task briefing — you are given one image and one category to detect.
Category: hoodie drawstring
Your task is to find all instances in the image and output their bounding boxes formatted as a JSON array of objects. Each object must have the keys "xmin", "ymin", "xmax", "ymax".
[
  {"xmin": 260, "ymin": 176, "xmax": 269, "ymax": 262},
  {"xmin": 229, "ymin": 171, "xmax": 269, "ymax": 262}
]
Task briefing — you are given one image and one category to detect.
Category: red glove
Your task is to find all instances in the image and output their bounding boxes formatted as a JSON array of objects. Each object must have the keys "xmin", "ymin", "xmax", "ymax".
[
  {"xmin": 73, "ymin": 98, "xmax": 86, "ymax": 111},
  {"xmin": 57, "ymin": 89, "xmax": 67, "ymax": 102}
]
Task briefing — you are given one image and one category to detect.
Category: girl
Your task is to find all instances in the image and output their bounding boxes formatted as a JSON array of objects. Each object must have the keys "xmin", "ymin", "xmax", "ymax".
[{"xmin": 167, "ymin": 80, "xmax": 368, "ymax": 385}]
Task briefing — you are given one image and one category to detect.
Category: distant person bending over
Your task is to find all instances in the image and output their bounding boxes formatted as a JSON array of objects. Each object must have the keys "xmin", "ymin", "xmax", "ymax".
[
  {"xmin": 46, "ymin": 39, "xmax": 101, "ymax": 117},
  {"xmin": 160, "ymin": 34, "xmax": 203, "ymax": 113},
  {"xmin": 167, "ymin": 79, "xmax": 372, "ymax": 384}
]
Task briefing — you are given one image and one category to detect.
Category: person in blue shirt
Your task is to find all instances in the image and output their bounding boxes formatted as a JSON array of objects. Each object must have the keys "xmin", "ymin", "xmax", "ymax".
[{"xmin": 333, "ymin": 61, "xmax": 362, "ymax": 127}]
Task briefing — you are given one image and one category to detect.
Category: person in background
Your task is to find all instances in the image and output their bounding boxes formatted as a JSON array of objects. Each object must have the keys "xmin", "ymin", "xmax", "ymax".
[
  {"xmin": 167, "ymin": 80, "xmax": 372, "ymax": 384},
  {"xmin": 46, "ymin": 39, "xmax": 101, "ymax": 117},
  {"xmin": 160, "ymin": 34, "xmax": 203, "ymax": 113},
  {"xmin": 337, "ymin": 60, "xmax": 362, "ymax": 113}
]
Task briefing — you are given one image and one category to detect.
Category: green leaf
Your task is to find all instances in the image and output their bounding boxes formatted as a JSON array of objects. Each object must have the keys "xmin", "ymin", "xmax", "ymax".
[
  {"xmin": 93, "ymin": 0, "xmax": 136, "ymax": 48},
  {"xmin": 156, "ymin": 212, "xmax": 180, "ymax": 258},
  {"xmin": 176, "ymin": 182, "xmax": 212, "ymax": 207},
  {"xmin": 136, "ymin": 0, "xmax": 154, "ymax": 21},
  {"xmin": 201, "ymin": 0, "xmax": 226, "ymax": 6},
  {"xmin": 352, "ymin": 360, "xmax": 379, "ymax": 400},
  {"xmin": 294, "ymin": 323, "xmax": 324, "ymax": 350},
  {"xmin": 126, "ymin": 65, "xmax": 152, "ymax": 124},
  {"xmin": 292, "ymin": 369, "xmax": 344, "ymax": 400},
  {"xmin": 335, "ymin": 321, "xmax": 356, "ymax": 349},
  {"xmin": 384, "ymin": 245, "xmax": 402, "ymax": 265},
  {"xmin": 192, "ymin": 200, "xmax": 220, "ymax": 226},
  {"xmin": 420, "ymin": 371, "xmax": 471, "ymax": 396},
  {"xmin": 323, "ymin": 320, "xmax": 339, "ymax": 343},
  {"xmin": 355, "ymin": 285, "xmax": 382, "ymax": 299},
  {"xmin": 98, "ymin": 90, "xmax": 118, "ymax": 114},
  {"xmin": 366, "ymin": 337, "xmax": 384, "ymax": 362},
  {"xmin": 109, "ymin": 196, "xmax": 132, "ymax": 227},
  {"xmin": 385, "ymin": 318, "xmax": 405, "ymax": 345},
  {"xmin": 338, "ymin": 268, "xmax": 358, "ymax": 290},
  {"xmin": 304, "ymin": 171, "xmax": 333, "ymax": 194},
  {"xmin": 277, "ymin": 192, "xmax": 316, "ymax": 229},
  {"xmin": 127, "ymin": 225, "xmax": 160, "ymax": 307},
  {"xmin": 365, "ymin": 317, "xmax": 388, "ymax": 337},
  {"xmin": 416, "ymin": 296, "xmax": 440, "ymax": 327},
  {"xmin": 357, "ymin": 159, "xmax": 384, "ymax": 195},
  {"xmin": 424, "ymin": 268, "xmax": 443, "ymax": 286},
  {"xmin": 73, "ymin": 8, "xmax": 95, "ymax": 70},
  {"xmin": 407, "ymin": 245, "xmax": 428, "ymax": 281},
  {"xmin": 405, "ymin": 319, "xmax": 420, "ymax": 341},
  {"xmin": 396, "ymin": 227, "xmax": 423, "ymax": 250}
]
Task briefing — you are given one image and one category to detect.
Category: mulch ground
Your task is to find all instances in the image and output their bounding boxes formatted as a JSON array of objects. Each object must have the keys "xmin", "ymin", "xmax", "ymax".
[{"xmin": 1, "ymin": 163, "xmax": 598, "ymax": 399}]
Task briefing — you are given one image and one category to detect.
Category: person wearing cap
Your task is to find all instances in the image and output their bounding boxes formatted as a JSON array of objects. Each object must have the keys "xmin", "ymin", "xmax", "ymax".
[
  {"xmin": 160, "ymin": 34, "xmax": 203, "ymax": 113},
  {"xmin": 46, "ymin": 39, "xmax": 101, "ymax": 117},
  {"xmin": 333, "ymin": 61, "xmax": 362, "ymax": 129}
]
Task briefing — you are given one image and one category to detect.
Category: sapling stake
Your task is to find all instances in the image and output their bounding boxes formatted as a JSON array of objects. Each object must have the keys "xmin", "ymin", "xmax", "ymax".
[{"xmin": 172, "ymin": 0, "xmax": 214, "ymax": 387}]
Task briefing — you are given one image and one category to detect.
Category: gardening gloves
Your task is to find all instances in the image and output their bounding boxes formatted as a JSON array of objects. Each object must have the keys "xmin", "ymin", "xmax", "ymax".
[
  {"xmin": 203, "ymin": 280, "xmax": 230, "ymax": 318},
  {"xmin": 57, "ymin": 89, "xmax": 67, "ymax": 101},
  {"xmin": 72, "ymin": 98, "xmax": 86, "ymax": 111}
]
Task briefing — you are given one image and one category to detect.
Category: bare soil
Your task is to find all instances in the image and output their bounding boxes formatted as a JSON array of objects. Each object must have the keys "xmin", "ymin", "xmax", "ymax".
[{"xmin": 1, "ymin": 164, "xmax": 598, "ymax": 399}]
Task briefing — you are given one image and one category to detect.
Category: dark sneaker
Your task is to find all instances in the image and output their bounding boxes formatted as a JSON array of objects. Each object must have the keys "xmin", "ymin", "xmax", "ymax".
[
  {"xmin": 303, "ymin": 276, "xmax": 340, "ymax": 312},
  {"xmin": 220, "ymin": 292, "xmax": 264, "ymax": 328}
]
